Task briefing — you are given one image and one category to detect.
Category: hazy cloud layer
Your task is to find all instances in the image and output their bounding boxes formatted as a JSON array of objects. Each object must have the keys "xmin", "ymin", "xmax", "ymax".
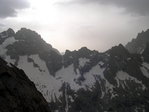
[
  {"xmin": 0, "ymin": 23, "xmax": 5, "ymax": 27},
  {"xmin": 59, "ymin": 0, "xmax": 149, "ymax": 16},
  {"xmin": 0, "ymin": 0, "xmax": 29, "ymax": 18}
]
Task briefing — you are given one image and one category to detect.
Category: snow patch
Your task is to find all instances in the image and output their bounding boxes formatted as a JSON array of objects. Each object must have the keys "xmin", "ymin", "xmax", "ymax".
[
  {"xmin": 141, "ymin": 62, "xmax": 149, "ymax": 78},
  {"xmin": 79, "ymin": 58, "xmax": 90, "ymax": 67},
  {"xmin": 56, "ymin": 64, "xmax": 82, "ymax": 91},
  {"xmin": 115, "ymin": 71, "xmax": 146, "ymax": 90},
  {"xmin": 142, "ymin": 62, "xmax": 149, "ymax": 70},
  {"xmin": 0, "ymin": 37, "xmax": 16, "ymax": 56},
  {"xmin": 17, "ymin": 55, "xmax": 62, "ymax": 102},
  {"xmin": 82, "ymin": 63, "xmax": 113, "ymax": 98},
  {"xmin": 5, "ymin": 56, "xmax": 16, "ymax": 65},
  {"xmin": 56, "ymin": 62, "xmax": 111, "ymax": 95},
  {"xmin": 140, "ymin": 67, "xmax": 149, "ymax": 78},
  {"xmin": 99, "ymin": 61, "xmax": 104, "ymax": 66},
  {"xmin": 82, "ymin": 64, "xmax": 105, "ymax": 88}
]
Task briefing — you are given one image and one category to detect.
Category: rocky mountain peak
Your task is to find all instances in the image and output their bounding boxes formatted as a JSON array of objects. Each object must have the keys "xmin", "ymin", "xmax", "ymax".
[
  {"xmin": 107, "ymin": 44, "xmax": 130, "ymax": 58},
  {"xmin": 7, "ymin": 28, "xmax": 15, "ymax": 37},
  {"xmin": 0, "ymin": 28, "xmax": 62, "ymax": 75},
  {"xmin": 0, "ymin": 28, "xmax": 15, "ymax": 39},
  {"xmin": 78, "ymin": 47, "xmax": 90, "ymax": 52},
  {"xmin": 126, "ymin": 29, "xmax": 149, "ymax": 54}
]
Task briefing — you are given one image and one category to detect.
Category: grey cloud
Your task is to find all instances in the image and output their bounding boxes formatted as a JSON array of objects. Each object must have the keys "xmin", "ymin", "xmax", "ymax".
[
  {"xmin": 0, "ymin": 0, "xmax": 29, "ymax": 18},
  {"xmin": 58, "ymin": 0, "xmax": 149, "ymax": 16},
  {"xmin": 0, "ymin": 23, "xmax": 5, "ymax": 27}
]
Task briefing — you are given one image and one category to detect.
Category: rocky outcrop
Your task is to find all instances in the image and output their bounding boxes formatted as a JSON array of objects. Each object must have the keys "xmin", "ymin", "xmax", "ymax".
[{"xmin": 0, "ymin": 58, "xmax": 51, "ymax": 112}]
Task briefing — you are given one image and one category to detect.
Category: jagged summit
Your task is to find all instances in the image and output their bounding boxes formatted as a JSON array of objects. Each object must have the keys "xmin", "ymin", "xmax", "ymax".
[
  {"xmin": 0, "ymin": 28, "xmax": 15, "ymax": 40},
  {"xmin": 65, "ymin": 46, "xmax": 99, "ymax": 57},
  {"xmin": 1, "ymin": 28, "xmax": 58, "ymax": 53},
  {"xmin": 126, "ymin": 29, "xmax": 149, "ymax": 54},
  {"xmin": 15, "ymin": 28, "xmax": 56, "ymax": 52},
  {"xmin": 0, "ymin": 28, "xmax": 62, "ymax": 75},
  {"xmin": 7, "ymin": 28, "xmax": 15, "ymax": 36},
  {"xmin": 107, "ymin": 44, "xmax": 130, "ymax": 58},
  {"xmin": 78, "ymin": 47, "xmax": 91, "ymax": 52}
]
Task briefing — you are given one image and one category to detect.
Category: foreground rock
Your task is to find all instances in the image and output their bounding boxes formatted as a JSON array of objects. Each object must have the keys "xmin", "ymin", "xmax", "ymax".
[{"xmin": 0, "ymin": 58, "xmax": 51, "ymax": 112}]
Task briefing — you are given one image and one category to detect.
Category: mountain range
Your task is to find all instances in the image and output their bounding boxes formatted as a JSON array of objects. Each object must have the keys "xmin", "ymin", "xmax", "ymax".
[{"xmin": 0, "ymin": 28, "xmax": 149, "ymax": 112}]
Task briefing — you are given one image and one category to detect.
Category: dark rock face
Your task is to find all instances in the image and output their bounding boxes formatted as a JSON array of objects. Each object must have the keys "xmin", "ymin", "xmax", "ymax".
[
  {"xmin": 126, "ymin": 29, "xmax": 149, "ymax": 54},
  {"xmin": 0, "ymin": 58, "xmax": 51, "ymax": 112},
  {"xmin": 6, "ymin": 28, "xmax": 62, "ymax": 75},
  {"xmin": 142, "ymin": 43, "xmax": 149, "ymax": 63}
]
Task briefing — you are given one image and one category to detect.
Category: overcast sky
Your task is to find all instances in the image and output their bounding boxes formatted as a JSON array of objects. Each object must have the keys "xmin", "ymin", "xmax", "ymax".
[{"xmin": 0, "ymin": 0, "xmax": 149, "ymax": 52}]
